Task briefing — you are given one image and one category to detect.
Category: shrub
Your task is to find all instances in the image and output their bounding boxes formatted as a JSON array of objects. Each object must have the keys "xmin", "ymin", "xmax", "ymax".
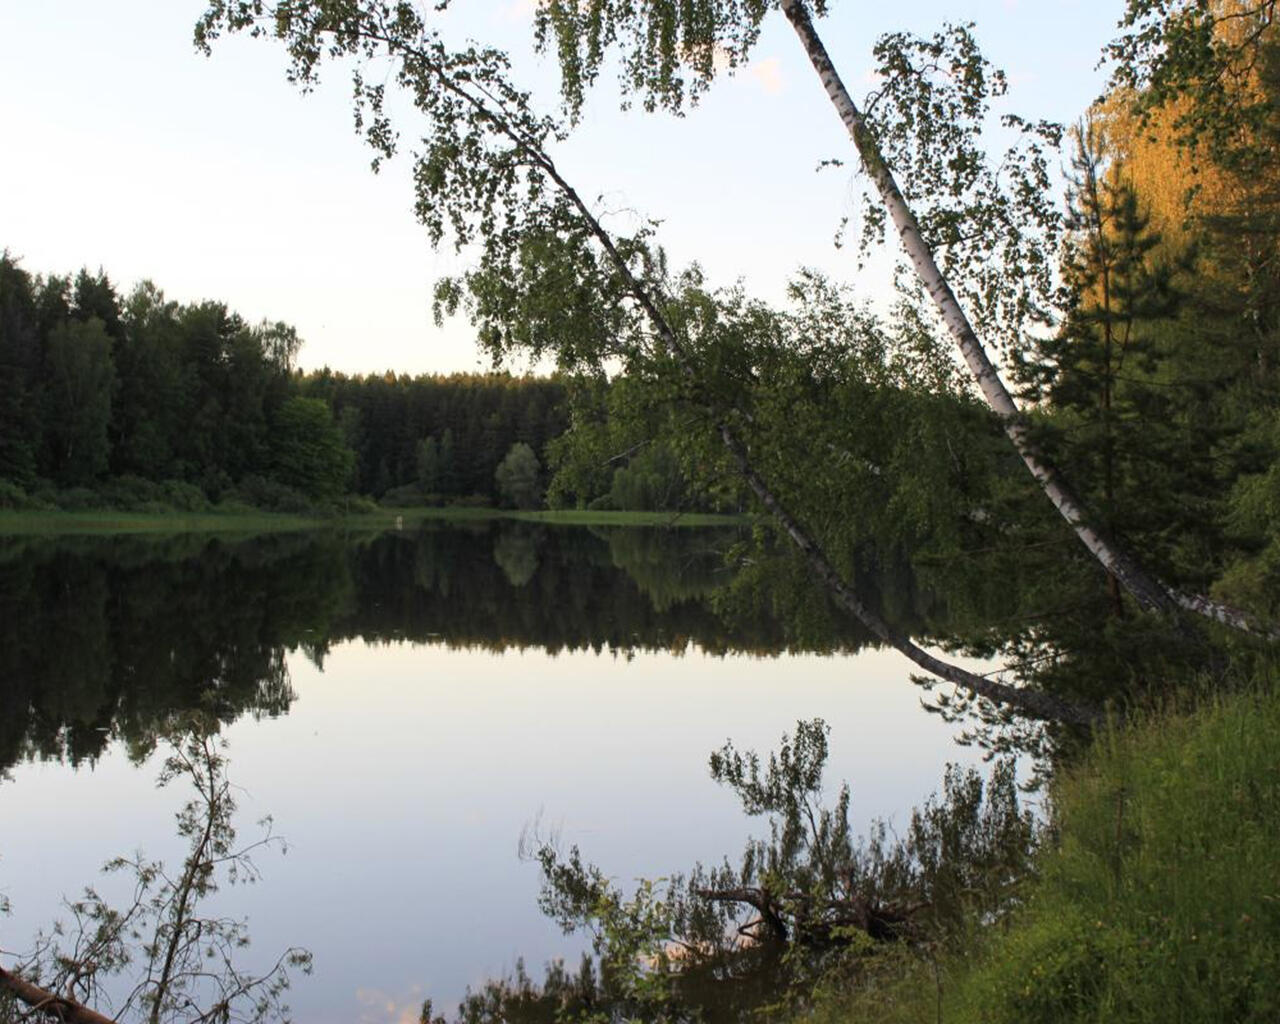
[
  {"xmin": 0, "ymin": 480, "xmax": 32, "ymax": 509},
  {"xmin": 448, "ymin": 493, "xmax": 493, "ymax": 508},
  {"xmin": 379, "ymin": 483, "xmax": 425, "ymax": 507},
  {"xmin": 160, "ymin": 479, "xmax": 211, "ymax": 512},
  {"xmin": 231, "ymin": 475, "xmax": 314, "ymax": 515},
  {"xmin": 99, "ymin": 475, "xmax": 162, "ymax": 510},
  {"xmin": 54, "ymin": 487, "xmax": 105, "ymax": 511}
]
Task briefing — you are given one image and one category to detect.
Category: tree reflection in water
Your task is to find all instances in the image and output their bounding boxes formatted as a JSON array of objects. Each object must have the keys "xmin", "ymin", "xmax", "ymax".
[
  {"xmin": 1, "ymin": 719, "xmax": 310, "ymax": 1023},
  {"xmin": 0, "ymin": 522, "xmax": 922, "ymax": 774}
]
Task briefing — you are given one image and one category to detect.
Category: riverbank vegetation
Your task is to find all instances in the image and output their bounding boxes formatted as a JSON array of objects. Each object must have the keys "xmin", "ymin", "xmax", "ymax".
[
  {"xmin": 0, "ymin": 504, "xmax": 745, "ymax": 537},
  {"xmin": 801, "ymin": 682, "xmax": 1280, "ymax": 1024}
]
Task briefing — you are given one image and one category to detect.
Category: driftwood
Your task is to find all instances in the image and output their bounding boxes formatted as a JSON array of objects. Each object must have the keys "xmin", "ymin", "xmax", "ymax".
[
  {"xmin": 694, "ymin": 886, "xmax": 929, "ymax": 948},
  {"xmin": 0, "ymin": 965, "xmax": 118, "ymax": 1024}
]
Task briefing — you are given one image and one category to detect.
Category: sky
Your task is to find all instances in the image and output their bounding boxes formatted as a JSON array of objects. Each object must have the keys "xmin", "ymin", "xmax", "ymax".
[{"xmin": 0, "ymin": 1, "xmax": 1126, "ymax": 376}]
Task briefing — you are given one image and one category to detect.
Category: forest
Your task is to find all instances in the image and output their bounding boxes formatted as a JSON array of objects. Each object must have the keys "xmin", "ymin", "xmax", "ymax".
[{"xmin": 0, "ymin": 254, "xmax": 741, "ymax": 514}]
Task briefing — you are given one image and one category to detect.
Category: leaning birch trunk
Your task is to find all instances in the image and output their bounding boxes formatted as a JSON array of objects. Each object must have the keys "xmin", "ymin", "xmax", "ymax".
[
  {"xmin": 509, "ymin": 102, "xmax": 1099, "ymax": 724},
  {"xmin": 715, "ymin": 422, "xmax": 1098, "ymax": 726},
  {"xmin": 278, "ymin": 15, "xmax": 1099, "ymax": 725},
  {"xmin": 0, "ymin": 966, "xmax": 119, "ymax": 1024},
  {"xmin": 779, "ymin": 0, "xmax": 1272, "ymax": 637}
]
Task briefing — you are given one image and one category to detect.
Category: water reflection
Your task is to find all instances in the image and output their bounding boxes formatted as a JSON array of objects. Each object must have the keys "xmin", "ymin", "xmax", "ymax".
[
  {"xmin": 2, "ymin": 725, "xmax": 311, "ymax": 1023},
  {"xmin": 0, "ymin": 522, "xmax": 990, "ymax": 775},
  {"xmin": 0, "ymin": 522, "xmax": 1005, "ymax": 1023}
]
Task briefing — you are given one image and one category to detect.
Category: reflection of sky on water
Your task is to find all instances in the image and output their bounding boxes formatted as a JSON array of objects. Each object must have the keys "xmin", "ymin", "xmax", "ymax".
[{"xmin": 2, "ymin": 639, "xmax": 997, "ymax": 1023}]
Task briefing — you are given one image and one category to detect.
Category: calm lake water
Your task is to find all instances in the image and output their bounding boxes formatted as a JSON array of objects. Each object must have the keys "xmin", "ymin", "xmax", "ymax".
[{"xmin": 0, "ymin": 523, "xmax": 997, "ymax": 1023}]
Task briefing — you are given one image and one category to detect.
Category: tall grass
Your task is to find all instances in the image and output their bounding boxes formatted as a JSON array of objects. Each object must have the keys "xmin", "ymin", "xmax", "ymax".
[{"xmin": 799, "ymin": 685, "xmax": 1280, "ymax": 1024}]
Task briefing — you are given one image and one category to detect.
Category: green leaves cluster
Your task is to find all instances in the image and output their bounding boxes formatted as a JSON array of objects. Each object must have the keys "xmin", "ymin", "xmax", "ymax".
[
  {"xmin": 533, "ymin": 0, "xmax": 794, "ymax": 118},
  {"xmin": 862, "ymin": 23, "xmax": 1063, "ymax": 353},
  {"xmin": 1107, "ymin": 0, "xmax": 1278, "ymax": 169}
]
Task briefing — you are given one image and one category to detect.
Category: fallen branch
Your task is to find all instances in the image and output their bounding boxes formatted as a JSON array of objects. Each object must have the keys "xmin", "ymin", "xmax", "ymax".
[{"xmin": 0, "ymin": 965, "xmax": 118, "ymax": 1024}]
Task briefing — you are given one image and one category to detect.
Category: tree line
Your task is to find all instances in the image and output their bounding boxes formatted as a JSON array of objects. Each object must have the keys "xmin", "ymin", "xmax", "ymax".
[{"xmin": 0, "ymin": 253, "xmax": 727, "ymax": 513}]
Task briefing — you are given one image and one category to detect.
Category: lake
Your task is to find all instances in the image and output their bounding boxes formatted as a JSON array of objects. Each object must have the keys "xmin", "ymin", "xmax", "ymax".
[{"xmin": 0, "ymin": 522, "xmax": 999, "ymax": 1023}]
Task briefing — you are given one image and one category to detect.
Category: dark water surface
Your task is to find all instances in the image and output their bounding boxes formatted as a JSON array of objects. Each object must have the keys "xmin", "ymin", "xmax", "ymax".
[{"xmin": 0, "ymin": 523, "xmax": 992, "ymax": 1023}]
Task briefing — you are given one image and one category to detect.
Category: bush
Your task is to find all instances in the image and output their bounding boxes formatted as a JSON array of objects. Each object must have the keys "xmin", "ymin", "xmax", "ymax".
[
  {"xmin": 54, "ymin": 487, "xmax": 105, "ymax": 511},
  {"xmin": 495, "ymin": 442, "xmax": 543, "ymax": 509},
  {"xmin": 448, "ymin": 493, "xmax": 493, "ymax": 508},
  {"xmin": 230, "ymin": 475, "xmax": 315, "ymax": 515},
  {"xmin": 198, "ymin": 467, "xmax": 233, "ymax": 502},
  {"xmin": 937, "ymin": 689, "xmax": 1280, "ymax": 1024},
  {"xmin": 211, "ymin": 499, "xmax": 257, "ymax": 516},
  {"xmin": 99, "ymin": 475, "xmax": 162, "ymax": 510},
  {"xmin": 0, "ymin": 480, "xmax": 33, "ymax": 509},
  {"xmin": 342, "ymin": 496, "xmax": 379, "ymax": 516},
  {"xmin": 379, "ymin": 483, "xmax": 426, "ymax": 508},
  {"xmin": 160, "ymin": 480, "xmax": 211, "ymax": 512}
]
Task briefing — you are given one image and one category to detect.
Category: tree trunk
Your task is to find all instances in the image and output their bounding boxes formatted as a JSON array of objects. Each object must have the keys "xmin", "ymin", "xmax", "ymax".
[
  {"xmin": 695, "ymin": 886, "xmax": 790, "ymax": 942},
  {"xmin": 779, "ymin": 0, "xmax": 1272, "ymax": 638},
  {"xmin": 0, "ymin": 966, "xmax": 119, "ymax": 1024}
]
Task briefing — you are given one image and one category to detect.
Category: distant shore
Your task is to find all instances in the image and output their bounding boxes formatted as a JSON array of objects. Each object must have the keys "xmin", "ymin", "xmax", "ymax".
[{"xmin": 0, "ymin": 506, "xmax": 748, "ymax": 536}]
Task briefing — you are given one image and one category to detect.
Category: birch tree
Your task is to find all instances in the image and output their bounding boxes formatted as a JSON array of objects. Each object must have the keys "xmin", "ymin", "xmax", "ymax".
[
  {"xmin": 194, "ymin": 0, "xmax": 1100, "ymax": 725},
  {"xmin": 531, "ymin": 0, "xmax": 1276, "ymax": 636}
]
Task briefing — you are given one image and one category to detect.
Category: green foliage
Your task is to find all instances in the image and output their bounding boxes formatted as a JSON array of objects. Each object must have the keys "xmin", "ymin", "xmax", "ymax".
[
  {"xmin": 859, "ymin": 24, "xmax": 1062, "ymax": 351},
  {"xmin": 534, "ymin": 0, "xmax": 791, "ymax": 118},
  {"xmin": 271, "ymin": 395, "xmax": 355, "ymax": 498},
  {"xmin": 0, "ymin": 253, "xmax": 582, "ymax": 514},
  {"xmin": 495, "ymin": 441, "xmax": 543, "ymax": 509},
  {"xmin": 1015, "ymin": 121, "xmax": 1210, "ymax": 591},
  {"xmin": 959, "ymin": 688, "xmax": 1280, "ymax": 1024},
  {"xmin": 805, "ymin": 686, "xmax": 1280, "ymax": 1024},
  {"xmin": 608, "ymin": 444, "xmax": 688, "ymax": 511},
  {"xmin": 302, "ymin": 372, "xmax": 565, "ymax": 502},
  {"xmin": 416, "ymin": 433, "xmax": 441, "ymax": 494},
  {"xmin": 43, "ymin": 316, "xmax": 115, "ymax": 486},
  {"xmin": 0, "ymin": 480, "xmax": 41, "ymax": 510},
  {"xmin": 1107, "ymin": 1, "xmax": 1279, "ymax": 170}
]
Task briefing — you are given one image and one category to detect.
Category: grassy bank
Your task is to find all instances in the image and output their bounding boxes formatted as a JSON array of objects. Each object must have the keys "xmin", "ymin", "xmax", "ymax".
[
  {"xmin": 0, "ymin": 505, "xmax": 747, "ymax": 536},
  {"xmin": 402, "ymin": 507, "xmax": 747, "ymax": 527},
  {"xmin": 803, "ymin": 683, "xmax": 1280, "ymax": 1024}
]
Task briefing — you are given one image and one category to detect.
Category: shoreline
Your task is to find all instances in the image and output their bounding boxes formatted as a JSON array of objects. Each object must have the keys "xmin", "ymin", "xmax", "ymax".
[{"xmin": 0, "ymin": 506, "xmax": 749, "ymax": 536}]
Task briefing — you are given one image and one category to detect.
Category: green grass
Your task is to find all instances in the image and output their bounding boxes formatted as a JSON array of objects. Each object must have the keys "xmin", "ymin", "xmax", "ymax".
[
  {"xmin": 0, "ymin": 508, "xmax": 325, "ymax": 535},
  {"xmin": 0, "ymin": 505, "xmax": 747, "ymax": 536},
  {"xmin": 395, "ymin": 506, "xmax": 748, "ymax": 527},
  {"xmin": 799, "ymin": 684, "xmax": 1280, "ymax": 1024}
]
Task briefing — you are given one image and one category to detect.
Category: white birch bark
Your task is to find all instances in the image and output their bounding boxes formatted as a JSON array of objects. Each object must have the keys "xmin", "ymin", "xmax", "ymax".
[{"xmin": 779, "ymin": 0, "xmax": 1273, "ymax": 637}]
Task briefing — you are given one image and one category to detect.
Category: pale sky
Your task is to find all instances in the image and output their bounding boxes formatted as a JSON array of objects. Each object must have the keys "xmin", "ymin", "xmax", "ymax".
[{"xmin": 0, "ymin": 1, "xmax": 1123, "ymax": 376}]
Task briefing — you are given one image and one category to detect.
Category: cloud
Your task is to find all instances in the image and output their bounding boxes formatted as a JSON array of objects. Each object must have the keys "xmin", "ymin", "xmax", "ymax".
[
  {"xmin": 498, "ymin": 0, "xmax": 539, "ymax": 22},
  {"xmin": 356, "ymin": 985, "xmax": 427, "ymax": 1024},
  {"xmin": 748, "ymin": 56, "xmax": 783, "ymax": 95}
]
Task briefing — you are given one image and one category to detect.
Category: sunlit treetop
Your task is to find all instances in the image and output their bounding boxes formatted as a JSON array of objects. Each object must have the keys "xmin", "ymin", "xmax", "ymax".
[{"xmin": 1106, "ymin": 0, "xmax": 1278, "ymax": 168}]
